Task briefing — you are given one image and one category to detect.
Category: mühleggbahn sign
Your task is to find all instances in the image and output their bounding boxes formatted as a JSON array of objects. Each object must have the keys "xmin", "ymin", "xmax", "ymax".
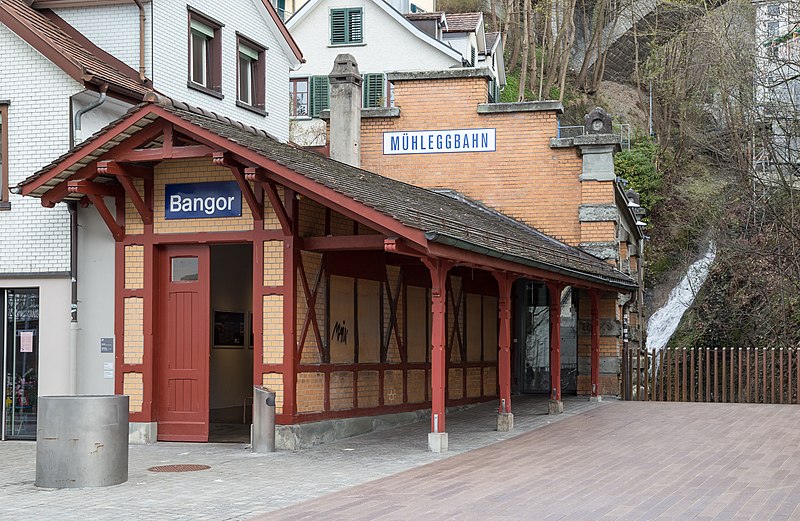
[{"xmin": 383, "ymin": 128, "xmax": 496, "ymax": 155}]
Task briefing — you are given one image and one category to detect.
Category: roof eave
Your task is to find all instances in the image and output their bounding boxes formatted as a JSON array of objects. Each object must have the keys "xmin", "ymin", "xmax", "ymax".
[{"xmin": 425, "ymin": 231, "xmax": 638, "ymax": 291}]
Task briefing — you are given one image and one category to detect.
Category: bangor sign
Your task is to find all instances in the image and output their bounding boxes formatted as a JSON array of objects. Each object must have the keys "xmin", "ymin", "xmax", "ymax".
[
  {"xmin": 383, "ymin": 128, "xmax": 496, "ymax": 155},
  {"xmin": 165, "ymin": 181, "xmax": 242, "ymax": 220}
]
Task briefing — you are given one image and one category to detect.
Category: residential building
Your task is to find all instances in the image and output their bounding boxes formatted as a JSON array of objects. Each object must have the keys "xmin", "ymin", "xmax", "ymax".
[
  {"xmin": 285, "ymin": 0, "xmax": 504, "ymax": 144},
  {"xmin": 0, "ymin": 0, "xmax": 301, "ymax": 441}
]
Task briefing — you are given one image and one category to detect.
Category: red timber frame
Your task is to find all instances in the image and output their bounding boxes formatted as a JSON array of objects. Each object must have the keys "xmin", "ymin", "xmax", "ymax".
[{"xmin": 22, "ymin": 105, "xmax": 625, "ymax": 438}]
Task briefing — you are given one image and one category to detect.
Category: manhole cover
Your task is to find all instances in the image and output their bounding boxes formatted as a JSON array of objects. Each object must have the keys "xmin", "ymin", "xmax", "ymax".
[{"xmin": 147, "ymin": 464, "xmax": 210, "ymax": 473}]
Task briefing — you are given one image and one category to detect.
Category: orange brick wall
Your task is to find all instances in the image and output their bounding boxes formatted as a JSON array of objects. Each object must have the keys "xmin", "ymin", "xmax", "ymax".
[{"xmin": 358, "ymin": 77, "xmax": 584, "ymax": 245}]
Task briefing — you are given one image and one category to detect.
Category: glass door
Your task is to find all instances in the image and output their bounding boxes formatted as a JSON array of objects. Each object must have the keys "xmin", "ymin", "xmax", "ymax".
[{"xmin": 2, "ymin": 289, "xmax": 40, "ymax": 440}]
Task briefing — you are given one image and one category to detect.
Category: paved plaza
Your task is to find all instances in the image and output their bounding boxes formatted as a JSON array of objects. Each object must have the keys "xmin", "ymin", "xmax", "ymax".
[{"xmin": 2, "ymin": 398, "xmax": 800, "ymax": 520}]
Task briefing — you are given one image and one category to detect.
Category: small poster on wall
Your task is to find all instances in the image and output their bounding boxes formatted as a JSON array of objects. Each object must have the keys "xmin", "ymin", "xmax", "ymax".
[
  {"xmin": 213, "ymin": 311, "xmax": 246, "ymax": 348},
  {"xmin": 19, "ymin": 330, "xmax": 34, "ymax": 353}
]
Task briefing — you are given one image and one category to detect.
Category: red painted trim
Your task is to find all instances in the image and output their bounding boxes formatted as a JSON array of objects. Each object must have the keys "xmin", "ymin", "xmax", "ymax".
[
  {"xmin": 493, "ymin": 271, "xmax": 516, "ymax": 414},
  {"xmin": 256, "ymin": 0, "xmax": 304, "ymax": 63},
  {"xmin": 86, "ymin": 193, "xmax": 124, "ymax": 241},
  {"xmin": 303, "ymin": 235, "xmax": 388, "ymax": 251},
  {"xmin": 252, "ymin": 187, "xmax": 266, "ymax": 389},
  {"xmin": 142, "ymin": 180, "xmax": 155, "ymax": 421},
  {"xmin": 213, "ymin": 153, "xmax": 264, "ymax": 221},
  {"xmin": 67, "ymin": 179, "xmax": 123, "ymax": 198},
  {"xmin": 422, "ymin": 257, "xmax": 452, "ymax": 433},
  {"xmin": 590, "ymin": 289, "xmax": 601, "ymax": 397},
  {"xmin": 116, "ymin": 144, "xmax": 214, "ymax": 162},
  {"xmin": 282, "ymin": 190, "xmax": 298, "ymax": 417},
  {"xmin": 547, "ymin": 282, "xmax": 563, "ymax": 402},
  {"xmin": 114, "ymin": 197, "xmax": 125, "ymax": 398},
  {"xmin": 264, "ymin": 179, "xmax": 292, "ymax": 234},
  {"xmin": 115, "ymin": 168, "xmax": 153, "ymax": 225}
]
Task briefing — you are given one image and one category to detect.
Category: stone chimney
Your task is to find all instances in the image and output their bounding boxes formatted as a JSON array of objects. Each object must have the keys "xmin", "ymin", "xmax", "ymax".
[{"xmin": 328, "ymin": 54, "xmax": 362, "ymax": 167}]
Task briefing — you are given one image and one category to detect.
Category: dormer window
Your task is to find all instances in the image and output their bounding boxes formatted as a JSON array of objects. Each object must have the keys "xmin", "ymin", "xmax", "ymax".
[
  {"xmin": 237, "ymin": 35, "xmax": 266, "ymax": 115},
  {"xmin": 330, "ymin": 8, "xmax": 363, "ymax": 45},
  {"xmin": 188, "ymin": 9, "xmax": 223, "ymax": 98}
]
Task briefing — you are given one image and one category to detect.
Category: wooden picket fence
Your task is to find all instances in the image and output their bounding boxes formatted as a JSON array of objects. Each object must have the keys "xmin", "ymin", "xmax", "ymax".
[{"xmin": 622, "ymin": 346, "xmax": 800, "ymax": 404}]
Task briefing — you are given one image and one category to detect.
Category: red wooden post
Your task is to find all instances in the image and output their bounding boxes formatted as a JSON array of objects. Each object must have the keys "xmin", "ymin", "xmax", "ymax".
[
  {"xmin": 423, "ymin": 257, "xmax": 452, "ymax": 451},
  {"xmin": 282, "ymin": 189, "xmax": 299, "ymax": 419},
  {"xmin": 547, "ymin": 282, "xmax": 563, "ymax": 414},
  {"xmin": 493, "ymin": 272, "xmax": 516, "ymax": 431},
  {"xmin": 590, "ymin": 289, "xmax": 601, "ymax": 400}
]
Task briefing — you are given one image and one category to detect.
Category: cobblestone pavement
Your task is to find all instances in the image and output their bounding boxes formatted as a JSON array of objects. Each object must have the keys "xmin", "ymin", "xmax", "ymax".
[
  {"xmin": 0, "ymin": 395, "xmax": 599, "ymax": 520},
  {"xmin": 261, "ymin": 401, "xmax": 800, "ymax": 521}
]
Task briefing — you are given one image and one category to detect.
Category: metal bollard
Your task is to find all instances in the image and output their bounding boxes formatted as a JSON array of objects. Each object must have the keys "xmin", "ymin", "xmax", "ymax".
[
  {"xmin": 252, "ymin": 386, "xmax": 276, "ymax": 452},
  {"xmin": 35, "ymin": 395, "xmax": 129, "ymax": 488}
]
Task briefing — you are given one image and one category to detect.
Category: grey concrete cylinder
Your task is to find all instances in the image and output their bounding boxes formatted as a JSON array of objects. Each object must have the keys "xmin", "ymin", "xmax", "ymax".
[
  {"xmin": 35, "ymin": 395, "xmax": 129, "ymax": 488},
  {"xmin": 252, "ymin": 386, "xmax": 276, "ymax": 452}
]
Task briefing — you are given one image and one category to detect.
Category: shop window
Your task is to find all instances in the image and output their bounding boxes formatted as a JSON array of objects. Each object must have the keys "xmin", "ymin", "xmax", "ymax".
[
  {"xmin": 330, "ymin": 8, "xmax": 363, "ymax": 46},
  {"xmin": 3, "ymin": 289, "xmax": 40, "ymax": 440},
  {"xmin": 0, "ymin": 102, "xmax": 8, "ymax": 211},
  {"xmin": 310, "ymin": 75, "xmax": 330, "ymax": 117},
  {"xmin": 188, "ymin": 9, "xmax": 223, "ymax": 98},
  {"xmin": 236, "ymin": 35, "xmax": 266, "ymax": 114},
  {"xmin": 290, "ymin": 78, "xmax": 309, "ymax": 117}
]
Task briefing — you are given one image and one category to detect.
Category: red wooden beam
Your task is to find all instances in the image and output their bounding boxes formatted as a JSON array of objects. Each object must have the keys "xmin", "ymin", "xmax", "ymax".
[
  {"xmin": 384, "ymin": 237, "xmax": 426, "ymax": 258},
  {"xmin": 116, "ymin": 144, "xmax": 214, "ymax": 162},
  {"xmin": 111, "ymin": 164, "xmax": 153, "ymax": 225},
  {"xmin": 86, "ymin": 193, "xmax": 124, "ymax": 241},
  {"xmin": 422, "ymin": 257, "xmax": 452, "ymax": 435},
  {"xmin": 213, "ymin": 152, "xmax": 263, "ymax": 221},
  {"xmin": 493, "ymin": 271, "xmax": 518, "ymax": 415},
  {"xmin": 97, "ymin": 160, "xmax": 152, "ymax": 179},
  {"xmin": 590, "ymin": 289, "xmax": 601, "ymax": 398},
  {"xmin": 67, "ymin": 179, "xmax": 123, "ymax": 198},
  {"xmin": 302, "ymin": 235, "xmax": 387, "ymax": 251}
]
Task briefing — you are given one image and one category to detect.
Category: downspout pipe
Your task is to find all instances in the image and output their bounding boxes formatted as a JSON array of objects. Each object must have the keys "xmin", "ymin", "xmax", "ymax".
[
  {"xmin": 68, "ymin": 201, "xmax": 79, "ymax": 395},
  {"xmin": 74, "ymin": 84, "xmax": 108, "ymax": 133},
  {"xmin": 133, "ymin": 0, "xmax": 146, "ymax": 82}
]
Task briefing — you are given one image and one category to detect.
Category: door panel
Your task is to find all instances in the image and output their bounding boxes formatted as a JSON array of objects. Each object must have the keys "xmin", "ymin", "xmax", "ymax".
[{"xmin": 157, "ymin": 245, "xmax": 209, "ymax": 442}]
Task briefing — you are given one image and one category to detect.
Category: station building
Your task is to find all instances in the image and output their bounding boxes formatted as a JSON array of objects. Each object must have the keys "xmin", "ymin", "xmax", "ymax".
[{"xmin": 17, "ymin": 63, "xmax": 639, "ymax": 449}]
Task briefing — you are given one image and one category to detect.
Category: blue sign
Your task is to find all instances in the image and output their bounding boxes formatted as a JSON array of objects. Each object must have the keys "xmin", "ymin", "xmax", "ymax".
[{"xmin": 165, "ymin": 181, "xmax": 242, "ymax": 220}]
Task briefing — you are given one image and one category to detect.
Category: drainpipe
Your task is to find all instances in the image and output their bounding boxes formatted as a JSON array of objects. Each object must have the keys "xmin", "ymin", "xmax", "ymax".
[
  {"xmin": 74, "ymin": 84, "xmax": 108, "ymax": 141},
  {"xmin": 68, "ymin": 201, "xmax": 79, "ymax": 395},
  {"xmin": 133, "ymin": 0, "xmax": 146, "ymax": 82}
]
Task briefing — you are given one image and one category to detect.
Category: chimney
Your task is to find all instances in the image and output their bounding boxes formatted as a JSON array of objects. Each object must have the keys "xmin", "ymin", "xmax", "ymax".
[{"xmin": 328, "ymin": 54, "xmax": 362, "ymax": 167}]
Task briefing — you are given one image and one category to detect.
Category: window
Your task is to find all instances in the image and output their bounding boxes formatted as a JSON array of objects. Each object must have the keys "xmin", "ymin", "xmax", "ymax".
[
  {"xmin": 237, "ymin": 35, "xmax": 266, "ymax": 114},
  {"xmin": 767, "ymin": 3, "xmax": 781, "ymax": 16},
  {"xmin": 767, "ymin": 21, "xmax": 780, "ymax": 37},
  {"xmin": 0, "ymin": 102, "xmax": 8, "ymax": 211},
  {"xmin": 290, "ymin": 78, "xmax": 309, "ymax": 117},
  {"xmin": 363, "ymin": 73, "xmax": 388, "ymax": 108},
  {"xmin": 188, "ymin": 9, "xmax": 223, "ymax": 97},
  {"xmin": 330, "ymin": 8, "xmax": 363, "ymax": 45},
  {"xmin": 310, "ymin": 75, "xmax": 330, "ymax": 117},
  {"xmin": 172, "ymin": 257, "xmax": 199, "ymax": 282}
]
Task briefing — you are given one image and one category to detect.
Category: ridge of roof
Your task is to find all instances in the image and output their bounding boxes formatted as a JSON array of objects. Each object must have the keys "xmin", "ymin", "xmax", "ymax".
[{"xmin": 0, "ymin": 0, "xmax": 151, "ymax": 101}]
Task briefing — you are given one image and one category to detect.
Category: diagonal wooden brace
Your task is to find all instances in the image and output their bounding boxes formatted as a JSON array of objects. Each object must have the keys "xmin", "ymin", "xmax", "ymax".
[{"xmin": 214, "ymin": 152, "xmax": 263, "ymax": 221}]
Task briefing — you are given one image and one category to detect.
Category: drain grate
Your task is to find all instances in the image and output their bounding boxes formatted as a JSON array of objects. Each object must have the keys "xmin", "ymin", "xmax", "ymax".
[{"xmin": 147, "ymin": 464, "xmax": 210, "ymax": 473}]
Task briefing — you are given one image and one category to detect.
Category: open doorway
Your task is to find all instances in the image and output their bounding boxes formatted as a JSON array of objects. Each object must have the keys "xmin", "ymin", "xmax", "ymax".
[{"xmin": 209, "ymin": 244, "xmax": 253, "ymax": 443}]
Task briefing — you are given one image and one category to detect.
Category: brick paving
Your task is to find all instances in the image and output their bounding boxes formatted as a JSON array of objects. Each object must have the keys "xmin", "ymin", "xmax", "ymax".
[
  {"xmin": 261, "ymin": 402, "xmax": 800, "ymax": 521},
  {"xmin": 0, "ymin": 395, "xmax": 598, "ymax": 520},
  {"xmin": 2, "ymin": 399, "xmax": 799, "ymax": 520}
]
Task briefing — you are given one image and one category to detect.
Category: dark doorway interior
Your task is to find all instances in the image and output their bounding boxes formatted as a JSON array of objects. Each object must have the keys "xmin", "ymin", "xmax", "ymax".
[
  {"xmin": 2, "ymin": 289, "xmax": 40, "ymax": 441},
  {"xmin": 209, "ymin": 244, "xmax": 253, "ymax": 443}
]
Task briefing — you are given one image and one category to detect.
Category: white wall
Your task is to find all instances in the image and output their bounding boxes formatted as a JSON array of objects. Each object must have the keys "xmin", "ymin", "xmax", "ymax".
[
  {"xmin": 151, "ymin": 0, "xmax": 293, "ymax": 141},
  {"xmin": 209, "ymin": 244, "xmax": 253, "ymax": 411},
  {"xmin": 76, "ymin": 202, "xmax": 116, "ymax": 395},
  {"xmin": 0, "ymin": 25, "xmax": 83, "ymax": 275},
  {"xmin": 288, "ymin": 0, "xmax": 460, "ymax": 78},
  {"xmin": 72, "ymin": 91, "xmax": 135, "ymax": 146},
  {"xmin": 53, "ymin": 3, "xmax": 153, "ymax": 78}
]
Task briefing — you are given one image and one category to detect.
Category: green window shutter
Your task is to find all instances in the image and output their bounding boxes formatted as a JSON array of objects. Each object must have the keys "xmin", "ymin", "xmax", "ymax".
[
  {"xmin": 488, "ymin": 79, "xmax": 496, "ymax": 102},
  {"xmin": 310, "ymin": 75, "xmax": 330, "ymax": 117},
  {"xmin": 362, "ymin": 73, "xmax": 385, "ymax": 108},
  {"xmin": 331, "ymin": 8, "xmax": 362, "ymax": 45},
  {"xmin": 330, "ymin": 9, "xmax": 346, "ymax": 45},
  {"xmin": 347, "ymin": 8, "xmax": 363, "ymax": 43},
  {"xmin": 471, "ymin": 47, "xmax": 476, "ymax": 67}
]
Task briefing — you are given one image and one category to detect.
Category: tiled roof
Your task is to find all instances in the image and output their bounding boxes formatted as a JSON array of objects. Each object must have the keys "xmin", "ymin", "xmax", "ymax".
[
  {"xmin": 0, "ymin": 0, "xmax": 151, "ymax": 100},
  {"xmin": 19, "ymin": 100, "xmax": 636, "ymax": 290},
  {"xmin": 443, "ymin": 12, "xmax": 481, "ymax": 32},
  {"xmin": 485, "ymin": 32, "xmax": 500, "ymax": 51}
]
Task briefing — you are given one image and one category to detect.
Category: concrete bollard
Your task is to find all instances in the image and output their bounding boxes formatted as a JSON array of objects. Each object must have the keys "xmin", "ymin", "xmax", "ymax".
[{"xmin": 35, "ymin": 395, "xmax": 129, "ymax": 488}]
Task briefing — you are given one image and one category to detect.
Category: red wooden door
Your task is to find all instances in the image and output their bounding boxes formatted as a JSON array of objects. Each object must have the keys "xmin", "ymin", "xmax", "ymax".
[{"xmin": 157, "ymin": 245, "xmax": 210, "ymax": 442}]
